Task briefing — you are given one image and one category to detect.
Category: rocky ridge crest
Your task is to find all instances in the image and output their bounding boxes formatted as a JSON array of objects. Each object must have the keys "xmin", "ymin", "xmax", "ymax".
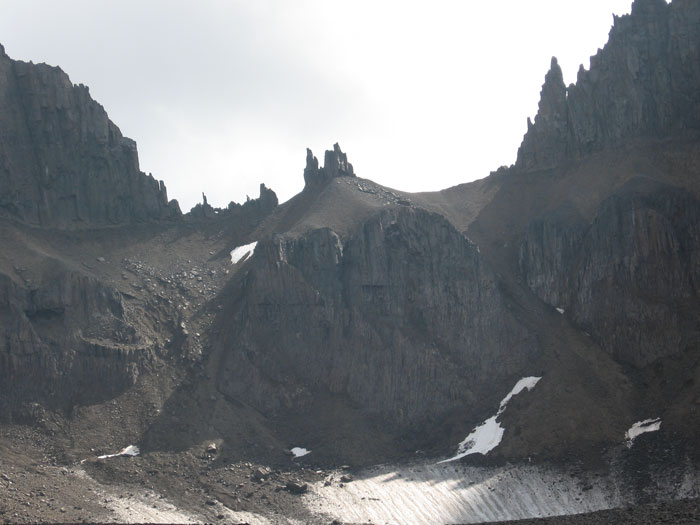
[{"xmin": 516, "ymin": 0, "xmax": 700, "ymax": 171}]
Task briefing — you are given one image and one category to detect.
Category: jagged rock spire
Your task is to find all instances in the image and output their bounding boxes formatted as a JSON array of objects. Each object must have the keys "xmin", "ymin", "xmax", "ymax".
[
  {"xmin": 303, "ymin": 143, "xmax": 355, "ymax": 188},
  {"xmin": 516, "ymin": 57, "xmax": 570, "ymax": 170},
  {"xmin": 324, "ymin": 143, "xmax": 354, "ymax": 179},
  {"xmin": 538, "ymin": 57, "xmax": 567, "ymax": 123},
  {"xmin": 258, "ymin": 183, "xmax": 278, "ymax": 208},
  {"xmin": 515, "ymin": 0, "xmax": 699, "ymax": 173}
]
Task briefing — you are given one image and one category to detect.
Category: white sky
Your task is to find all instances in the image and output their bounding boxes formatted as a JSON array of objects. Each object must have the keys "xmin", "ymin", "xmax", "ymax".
[{"xmin": 0, "ymin": 0, "xmax": 637, "ymax": 211}]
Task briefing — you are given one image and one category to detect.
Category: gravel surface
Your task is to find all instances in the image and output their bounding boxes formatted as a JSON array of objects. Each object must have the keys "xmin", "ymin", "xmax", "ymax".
[{"xmin": 488, "ymin": 498, "xmax": 700, "ymax": 524}]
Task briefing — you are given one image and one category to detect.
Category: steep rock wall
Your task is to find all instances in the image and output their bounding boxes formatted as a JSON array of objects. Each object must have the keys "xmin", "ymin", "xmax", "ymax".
[
  {"xmin": 520, "ymin": 177, "xmax": 700, "ymax": 366},
  {"xmin": 0, "ymin": 266, "xmax": 163, "ymax": 419},
  {"xmin": 517, "ymin": 0, "xmax": 700, "ymax": 171},
  {"xmin": 0, "ymin": 44, "xmax": 179, "ymax": 227},
  {"xmin": 214, "ymin": 207, "xmax": 539, "ymax": 428}
]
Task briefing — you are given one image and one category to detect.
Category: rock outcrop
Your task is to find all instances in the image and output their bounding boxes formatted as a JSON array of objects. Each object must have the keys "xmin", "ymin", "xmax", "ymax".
[
  {"xmin": 510, "ymin": 0, "xmax": 700, "ymax": 369},
  {"xmin": 188, "ymin": 193, "xmax": 218, "ymax": 220},
  {"xmin": 0, "ymin": 45, "xmax": 180, "ymax": 227},
  {"xmin": 519, "ymin": 177, "xmax": 700, "ymax": 367},
  {"xmin": 303, "ymin": 143, "xmax": 355, "ymax": 188},
  {"xmin": 0, "ymin": 265, "xmax": 159, "ymax": 419},
  {"xmin": 517, "ymin": 0, "xmax": 700, "ymax": 170},
  {"xmin": 188, "ymin": 183, "xmax": 278, "ymax": 220},
  {"xmin": 213, "ymin": 207, "xmax": 538, "ymax": 429}
]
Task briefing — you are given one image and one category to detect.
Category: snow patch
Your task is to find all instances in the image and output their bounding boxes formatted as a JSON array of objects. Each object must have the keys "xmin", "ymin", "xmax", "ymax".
[
  {"xmin": 556, "ymin": 307, "xmax": 565, "ymax": 314},
  {"xmin": 230, "ymin": 241, "xmax": 258, "ymax": 264},
  {"xmin": 448, "ymin": 416, "xmax": 504, "ymax": 460},
  {"xmin": 625, "ymin": 418, "xmax": 661, "ymax": 447},
  {"xmin": 498, "ymin": 376, "xmax": 541, "ymax": 411},
  {"xmin": 98, "ymin": 445, "xmax": 140, "ymax": 459},
  {"xmin": 440, "ymin": 376, "xmax": 541, "ymax": 463},
  {"xmin": 291, "ymin": 447, "xmax": 311, "ymax": 458}
]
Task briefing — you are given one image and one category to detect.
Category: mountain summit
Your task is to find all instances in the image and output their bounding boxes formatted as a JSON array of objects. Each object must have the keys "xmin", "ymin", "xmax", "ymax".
[
  {"xmin": 303, "ymin": 143, "xmax": 355, "ymax": 188},
  {"xmin": 517, "ymin": 0, "xmax": 700, "ymax": 170},
  {"xmin": 0, "ymin": 47, "xmax": 180, "ymax": 227}
]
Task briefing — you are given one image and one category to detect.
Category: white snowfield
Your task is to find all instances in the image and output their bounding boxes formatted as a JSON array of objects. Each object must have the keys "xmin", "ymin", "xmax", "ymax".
[
  {"xmin": 230, "ymin": 241, "xmax": 258, "ymax": 264},
  {"xmin": 439, "ymin": 376, "xmax": 541, "ymax": 463},
  {"xmin": 625, "ymin": 418, "xmax": 662, "ymax": 447}
]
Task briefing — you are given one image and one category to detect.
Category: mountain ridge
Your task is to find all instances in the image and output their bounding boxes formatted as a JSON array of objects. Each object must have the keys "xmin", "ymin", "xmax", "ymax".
[
  {"xmin": 516, "ymin": 0, "xmax": 700, "ymax": 171},
  {"xmin": 1, "ymin": 0, "xmax": 700, "ymax": 522}
]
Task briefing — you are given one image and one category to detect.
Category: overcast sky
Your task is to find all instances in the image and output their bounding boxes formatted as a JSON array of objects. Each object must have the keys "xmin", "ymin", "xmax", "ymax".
[{"xmin": 0, "ymin": 1, "xmax": 638, "ymax": 211}]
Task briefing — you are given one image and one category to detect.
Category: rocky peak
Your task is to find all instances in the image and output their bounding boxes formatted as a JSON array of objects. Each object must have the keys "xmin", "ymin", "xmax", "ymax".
[
  {"xmin": 324, "ymin": 142, "xmax": 354, "ymax": 178},
  {"xmin": 516, "ymin": 0, "xmax": 700, "ymax": 172},
  {"xmin": 303, "ymin": 143, "xmax": 355, "ymax": 189},
  {"xmin": 0, "ymin": 44, "xmax": 180, "ymax": 228},
  {"xmin": 539, "ymin": 57, "xmax": 567, "ymax": 122},
  {"xmin": 517, "ymin": 57, "xmax": 569, "ymax": 170},
  {"xmin": 258, "ymin": 182, "xmax": 278, "ymax": 208},
  {"xmin": 188, "ymin": 193, "xmax": 217, "ymax": 219}
]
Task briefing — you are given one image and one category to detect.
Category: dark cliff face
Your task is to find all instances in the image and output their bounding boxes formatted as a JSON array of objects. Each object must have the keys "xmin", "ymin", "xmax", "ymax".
[
  {"xmin": 0, "ymin": 45, "xmax": 281, "ymax": 427},
  {"xmin": 0, "ymin": 46, "xmax": 180, "ymax": 228},
  {"xmin": 211, "ymin": 207, "xmax": 538, "ymax": 445},
  {"xmin": 451, "ymin": 0, "xmax": 700, "ymax": 458},
  {"xmin": 517, "ymin": 0, "xmax": 700, "ymax": 171},
  {"xmin": 0, "ymin": 264, "xmax": 154, "ymax": 418},
  {"xmin": 520, "ymin": 177, "xmax": 700, "ymax": 367},
  {"xmin": 507, "ymin": 0, "xmax": 700, "ymax": 370}
]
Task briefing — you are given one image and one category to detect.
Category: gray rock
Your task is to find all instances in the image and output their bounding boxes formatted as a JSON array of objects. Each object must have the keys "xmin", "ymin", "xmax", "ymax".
[
  {"xmin": 0, "ymin": 50, "xmax": 180, "ymax": 227},
  {"xmin": 285, "ymin": 480, "xmax": 308, "ymax": 494},
  {"xmin": 214, "ymin": 207, "xmax": 538, "ymax": 429},
  {"xmin": 516, "ymin": 0, "xmax": 700, "ymax": 171},
  {"xmin": 0, "ymin": 265, "xmax": 165, "ymax": 418},
  {"xmin": 519, "ymin": 177, "xmax": 700, "ymax": 366},
  {"xmin": 303, "ymin": 143, "xmax": 355, "ymax": 189}
]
